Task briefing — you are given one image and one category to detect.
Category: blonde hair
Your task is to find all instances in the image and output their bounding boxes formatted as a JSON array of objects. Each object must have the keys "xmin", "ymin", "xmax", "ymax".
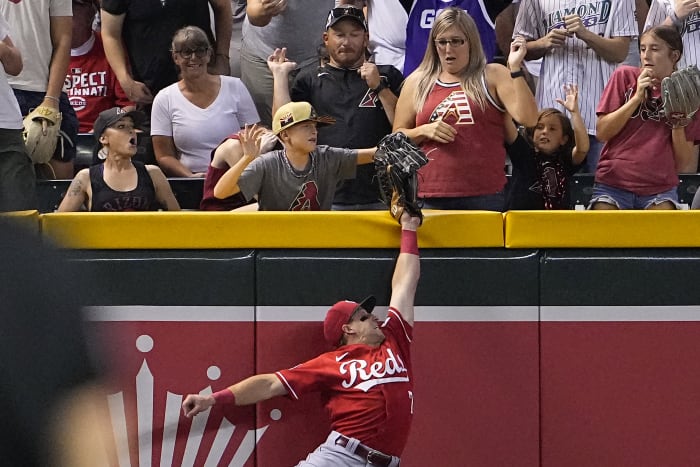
[{"xmin": 412, "ymin": 8, "xmax": 488, "ymax": 112}]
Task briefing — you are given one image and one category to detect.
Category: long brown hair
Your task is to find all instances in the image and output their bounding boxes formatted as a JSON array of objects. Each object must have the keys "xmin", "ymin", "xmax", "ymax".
[{"xmin": 412, "ymin": 8, "xmax": 488, "ymax": 112}]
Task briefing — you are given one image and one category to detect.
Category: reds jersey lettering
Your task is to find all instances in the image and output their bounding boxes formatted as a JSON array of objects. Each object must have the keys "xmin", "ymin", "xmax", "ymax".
[
  {"xmin": 339, "ymin": 348, "xmax": 409, "ymax": 392},
  {"xmin": 429, "ymin": 90, "xmax": 474, "ymax": 125},
  {"xmin": 290, "ymin": 181, "xmax": 320, "ymax": 210}
]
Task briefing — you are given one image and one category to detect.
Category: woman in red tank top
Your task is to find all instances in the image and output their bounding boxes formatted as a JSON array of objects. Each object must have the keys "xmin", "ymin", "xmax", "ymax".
[{"xmin": 393, "ymin": 7, "xmax": 537, "ymax": 211}]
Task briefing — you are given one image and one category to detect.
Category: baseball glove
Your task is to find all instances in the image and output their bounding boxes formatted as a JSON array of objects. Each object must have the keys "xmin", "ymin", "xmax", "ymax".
[
  {"xmin": 374, "ymin": 132, "xmax": 429, "ymax": 224},
  {"xmin": 661, "ymin": 65, "xmax": 700, "ymax": 128},
  {"xmin": 23, "ymin": 105, "xmax": 62, "ymax": 164}
]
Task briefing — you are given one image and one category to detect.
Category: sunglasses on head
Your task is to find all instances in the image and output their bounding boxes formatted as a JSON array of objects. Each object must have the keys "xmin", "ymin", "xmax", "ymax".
[
  {"xmin": 326, "ymin": 6, "xmax": 366, "ymax": 27},
  {"xmin": 174, "ymin": 47, "xmax": 209, "ymax": 59}
]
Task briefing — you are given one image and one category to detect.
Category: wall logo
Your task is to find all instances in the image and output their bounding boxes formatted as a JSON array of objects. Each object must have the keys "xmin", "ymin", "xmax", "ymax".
[{"xmin": 107, "ymin": 334, "xmax": 279, "ymax": 466}]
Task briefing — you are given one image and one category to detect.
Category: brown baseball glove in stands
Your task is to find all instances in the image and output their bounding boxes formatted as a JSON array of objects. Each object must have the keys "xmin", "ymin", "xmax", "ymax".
[
  {"xmin": 374, "ymin": 132, "xmax": 429, "ymax": 224},
  {"xmin": 23, "ymin": 105, "xmax": 62, "ymax": 164},
  {"xmin": 661, "ymin": 65, "xmax": 700, "ymax": 128}
]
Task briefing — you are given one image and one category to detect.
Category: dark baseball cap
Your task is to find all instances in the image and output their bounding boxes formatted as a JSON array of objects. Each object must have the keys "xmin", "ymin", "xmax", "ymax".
[
  {"xmin": 325, "ymin": 6, "xmax": 368, "ymax": 31},
  {"xmin": 323, "ymin": 295, "xmax": 376, "ymax": 348},
  {"xmin": 93, "ymin": 107, "xmax": 146, "ymax": 141}
]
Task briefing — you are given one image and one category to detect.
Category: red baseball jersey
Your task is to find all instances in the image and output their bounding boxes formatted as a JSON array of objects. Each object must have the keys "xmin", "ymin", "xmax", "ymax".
[{"xmin": 276, "ymin": 307, "xmax": 414, "ymax": 457}]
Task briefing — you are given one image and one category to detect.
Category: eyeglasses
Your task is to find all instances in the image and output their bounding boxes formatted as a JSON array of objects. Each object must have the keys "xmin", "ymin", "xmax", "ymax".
[
  {"xmin": 174, "ymin": 47, "xmax": 210, "ymax": 59},
  {"xmin": 434, "ymin": 38, "xmax": 467, "ymax": 49}
]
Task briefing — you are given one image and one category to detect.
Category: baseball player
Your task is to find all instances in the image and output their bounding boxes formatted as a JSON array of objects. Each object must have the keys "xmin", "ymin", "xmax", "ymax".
[
  {"xmin": 183, "ymin": 211, "xmax": 422, "ymax": 467},
  {"xmin": 514, "ymin": 0, "xmax": 638, "ymax": 172}
]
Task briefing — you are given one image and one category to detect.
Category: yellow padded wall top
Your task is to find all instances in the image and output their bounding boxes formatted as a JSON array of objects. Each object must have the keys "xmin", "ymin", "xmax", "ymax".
[
  {"xmin": 505, "ymin": 210, "xmax": 700, "ymax": 248},
  {"xmin": 0, "ymin": 210, "xmax": 40, "ymax": 236},
  {"xmin": 40, "ymin": 210, "xmax": 504, "ymax": 249}
]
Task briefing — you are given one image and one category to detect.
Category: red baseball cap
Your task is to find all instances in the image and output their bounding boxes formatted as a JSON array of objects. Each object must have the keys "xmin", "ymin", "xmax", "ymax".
[{"xmin": 323, "ymin": 295, "xmax": 376, "ymax": 348}]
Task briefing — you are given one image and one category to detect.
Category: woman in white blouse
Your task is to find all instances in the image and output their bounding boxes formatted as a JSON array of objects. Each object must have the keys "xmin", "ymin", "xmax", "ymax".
[{"xmin": 151, "ymin": 26, "xmax": 259, "ymax": 177}]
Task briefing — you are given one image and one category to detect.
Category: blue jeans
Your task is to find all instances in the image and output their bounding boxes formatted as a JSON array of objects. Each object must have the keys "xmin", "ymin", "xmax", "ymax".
[
  {"xmin": 589, "ymin": 182, "xmax": 681, "ymax": 209},
  {"xmin": 12, "ymin": 90, "xmax": 78, "ymax": 161}
]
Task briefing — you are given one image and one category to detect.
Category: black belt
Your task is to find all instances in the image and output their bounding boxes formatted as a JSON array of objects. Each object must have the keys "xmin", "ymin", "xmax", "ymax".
[{"xmin": 335, "ymin": 435, "xmax": 395, "ymax": 466}]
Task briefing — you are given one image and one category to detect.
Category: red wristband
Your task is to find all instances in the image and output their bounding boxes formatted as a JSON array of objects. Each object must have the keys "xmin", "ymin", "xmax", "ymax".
[
  {"xmin": 401, "ymin": 229, "xmax": 418, "ymax": 255},
  {"xmin": 212, "ymin": 388, "xmax": 236, "ymax": 406}
]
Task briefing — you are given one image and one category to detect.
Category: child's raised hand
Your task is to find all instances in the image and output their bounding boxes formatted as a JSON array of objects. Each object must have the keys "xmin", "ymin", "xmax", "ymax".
[
  {"xmin": 555, "ymin": 83, "xmax": 580, "ymax": 114},
  {"xmin": 239, "ymin": 124, "xmax": 266, "ymax": 158}
]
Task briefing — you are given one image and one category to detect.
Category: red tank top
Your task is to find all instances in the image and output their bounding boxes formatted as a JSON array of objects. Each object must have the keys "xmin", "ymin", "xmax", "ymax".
[{"xmin": 416, "ymin": 79, "xmax": 506, "ymax": 197}]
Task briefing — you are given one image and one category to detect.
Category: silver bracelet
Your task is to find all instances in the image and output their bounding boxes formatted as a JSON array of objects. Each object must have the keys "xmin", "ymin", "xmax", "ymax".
[{"xmin": 44, "ymin": 95, "xmax": 60, "ymax": 103}]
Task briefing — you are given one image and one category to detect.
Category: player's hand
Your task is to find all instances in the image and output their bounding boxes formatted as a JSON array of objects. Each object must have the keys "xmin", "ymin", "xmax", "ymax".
[
  {"xmin": 267, "ymin": 48, "xmax": 297, "ymax": 76},
  {"xmin": 420, "ymin": 119, "xmax": 457, "ymax": 144},
  {"xmin": 400, "ymin": 211, "xmax": 421, "ymax": 231},
  {"xmin": 674, "ymin": 0, "xmax": 700, "ymax": 19},
  {"xmin": 555, "ymin": 83, "xmax": 580, "ymax": 114},
  {"xmin": 188, "ymin": 172, "xmax": 207, "ymax": 178},
  {"xmin": 182, "ymin": 394, "xmax": 215, "ymax": 418},
  {"xmin": 542, "ymin": 28, "xmax": 569, "ymax": 51},
  {"xmin": 508, "ymin": 36, "xmax": 527, "ymax": 70},
  {"xmin": 358, "ymin": 61, "xmax": 381, "ymax": 90},
  {"xmin": 239, "ymin": 123, "xmax": 266, "ymax": 159},
  {"xmin": 259, "ymin": 0, "xmax": 287, "ymax": 16}
]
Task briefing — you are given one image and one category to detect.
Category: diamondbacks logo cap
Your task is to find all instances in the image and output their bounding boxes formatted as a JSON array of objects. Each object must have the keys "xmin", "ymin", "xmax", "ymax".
[
  {"xmin": 93, "ymin": 107, "xmax": 146, "ymax": 140},
  {"xmin": 325, "ymin": 6, "xmax": 368, "ymax": 31},
  {"xmin": 323, "ymin": 295, "xmax": 376, "ymax": 347},
  {"xmin": 272, "ymin": 101, "xmax": 336, "ymax": 135}
]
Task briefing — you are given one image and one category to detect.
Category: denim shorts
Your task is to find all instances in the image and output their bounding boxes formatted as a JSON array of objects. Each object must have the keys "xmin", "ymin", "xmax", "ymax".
[{"xmin": 588, "ymin": 182, "xmax": 681, "ymax": 210}]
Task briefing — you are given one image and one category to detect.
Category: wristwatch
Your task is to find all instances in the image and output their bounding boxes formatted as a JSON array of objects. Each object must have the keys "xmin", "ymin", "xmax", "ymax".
[{"xmin": 372, "ymin": 80, "xmax": 387, "ymax": 93}]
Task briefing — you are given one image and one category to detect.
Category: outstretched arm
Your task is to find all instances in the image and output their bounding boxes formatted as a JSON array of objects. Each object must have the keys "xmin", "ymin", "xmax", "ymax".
[
  {"xmin": 388, "ymin": 212, "xmax": 421, "ymax": 327},
  {"xmin": 182, "ymin": 373, "xmax": 287, "ymax": 418}
]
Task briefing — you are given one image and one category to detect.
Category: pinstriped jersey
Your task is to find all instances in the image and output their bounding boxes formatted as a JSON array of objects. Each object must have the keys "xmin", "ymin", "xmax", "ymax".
[
  {"xmin": 403, "ymin": 0, "xmax": 496, "ymax": 76},
  {"xmin": 644, "ymin": 0, "xmax": 700, "ymax": 69},
  {"xmin": 514, "ymin": 0, "xmax": 637, "ymax": 135}
]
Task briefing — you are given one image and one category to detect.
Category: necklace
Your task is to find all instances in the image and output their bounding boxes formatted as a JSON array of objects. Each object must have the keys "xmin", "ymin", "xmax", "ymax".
[{"xmin": 280, "ymin": 150, "xmax": 314, "ymax": 178}]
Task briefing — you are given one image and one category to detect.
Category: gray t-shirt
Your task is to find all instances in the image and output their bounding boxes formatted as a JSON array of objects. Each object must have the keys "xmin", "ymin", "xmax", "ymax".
[
  {"xmin": 241, "ymin": 0, "xmax": 334, "ymax": 68},
  {"xmin": 238, "ymin": 145, "xmax": 357, "ymax": 210}
]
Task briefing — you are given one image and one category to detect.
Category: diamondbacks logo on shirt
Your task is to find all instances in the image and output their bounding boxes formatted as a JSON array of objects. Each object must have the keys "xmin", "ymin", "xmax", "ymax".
[
  {"xmin": 359, "ymin": 88, "xmax": 379, "ymax": 108},
  {"xmin": 429, "ymin": 90, "xmax": 474, "ymax": 125},
  {"xmin": 290, "ymin": 181, "xmax": 320, "ymax": 210},
  {"xmin": 338, "ymin": 348, "xmax": 409, "ymax": 392}
]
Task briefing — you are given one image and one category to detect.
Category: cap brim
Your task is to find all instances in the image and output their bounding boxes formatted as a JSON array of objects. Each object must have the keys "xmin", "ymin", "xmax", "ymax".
[{"xmin": 355, "ymin": 295, "xmax": 376, "ymax": 314}]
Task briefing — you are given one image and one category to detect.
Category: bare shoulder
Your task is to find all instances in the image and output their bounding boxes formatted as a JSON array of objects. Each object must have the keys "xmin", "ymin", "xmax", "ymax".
[
  {"xmin": 145, "ymin": 165, "xmax": 168, "ymax": 178},
  {"xmin": 485, "ymin": 63, "xmax": 509, "ymax": 82},
  {"xmin": 73, "ymin": 168, "xmax": 90, "ymax": 183}
]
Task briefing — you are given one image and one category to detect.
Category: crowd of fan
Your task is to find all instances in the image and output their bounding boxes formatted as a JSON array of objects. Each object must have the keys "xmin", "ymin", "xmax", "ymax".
[{"xmin": 1, "ymin": 0, "xmax": 699, "ymax": 213}]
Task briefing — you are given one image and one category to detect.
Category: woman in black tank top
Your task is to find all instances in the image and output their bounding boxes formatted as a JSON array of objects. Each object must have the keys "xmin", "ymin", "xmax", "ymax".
[{"xmin": 58, "ymin": 108, "xmax": 180, "ymax": 212}]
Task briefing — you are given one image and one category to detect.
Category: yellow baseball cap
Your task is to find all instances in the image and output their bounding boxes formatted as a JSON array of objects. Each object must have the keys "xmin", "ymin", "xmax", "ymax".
[{"xmin": 272, "ymin": 101, "xmax": 336, "ymax": 135}]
